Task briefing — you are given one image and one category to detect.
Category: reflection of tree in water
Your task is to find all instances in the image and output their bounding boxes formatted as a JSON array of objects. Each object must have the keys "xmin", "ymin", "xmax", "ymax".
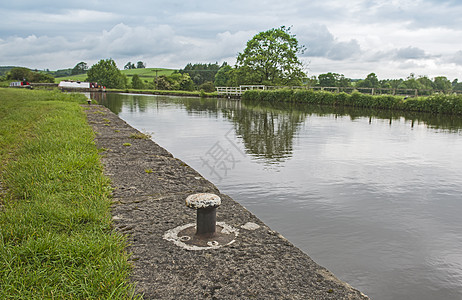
[
  {"xmin": 97, "ymin": 93, "xmax": 150, "ymax": 114},
  {"xmin": 223, "ymin": 102, "xmax": 307, "ymax": 162},
  {"xmin": 182, "ymin": 98, "xmax": 306, "ymax": 162},
  {"xmin": 182, "ymin": 98, "xmax": 220, "ymax": 118}
]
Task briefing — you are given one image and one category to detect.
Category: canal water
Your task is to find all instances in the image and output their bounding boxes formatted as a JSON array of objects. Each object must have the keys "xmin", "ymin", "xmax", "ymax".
[{"xmin": 96, "ymin": 93, "xmax": 462, "ymax": 300}]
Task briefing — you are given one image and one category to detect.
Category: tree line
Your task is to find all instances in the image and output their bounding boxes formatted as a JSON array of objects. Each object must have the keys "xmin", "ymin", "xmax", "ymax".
[
  {"xmin": 2, "ymin": 26, "xmax": 462, "ymax": 93},
  {"xmin": 311, "ymin": 72, "xmax": 462, "ymax": 92}
]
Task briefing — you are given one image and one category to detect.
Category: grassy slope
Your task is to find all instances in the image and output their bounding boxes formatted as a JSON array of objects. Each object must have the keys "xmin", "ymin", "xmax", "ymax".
[{"xmin": 0, "ymin": 89, "xmax": 138, "ymax": 299}]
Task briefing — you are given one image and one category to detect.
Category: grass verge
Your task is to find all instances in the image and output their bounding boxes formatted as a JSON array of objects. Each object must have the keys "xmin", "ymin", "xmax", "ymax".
[{"xmin": 0, "ymin": 88, "xmax": 138, "ymax": 299}]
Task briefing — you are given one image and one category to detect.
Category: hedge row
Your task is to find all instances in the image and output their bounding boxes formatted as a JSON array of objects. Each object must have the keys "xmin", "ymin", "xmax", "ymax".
[{"xmin": 242, "ymin": 89, "xmax": 462, "ymax": 115}]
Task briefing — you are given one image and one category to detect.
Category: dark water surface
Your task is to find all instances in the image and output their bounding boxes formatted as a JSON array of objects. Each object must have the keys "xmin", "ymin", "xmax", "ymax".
[{"xmin": 96, "ymin": 93, "xmax": 462, "ymax": 300}]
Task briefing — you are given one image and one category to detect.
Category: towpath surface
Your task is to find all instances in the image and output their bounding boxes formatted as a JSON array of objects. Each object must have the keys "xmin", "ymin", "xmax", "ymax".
[{"xmin": 84, "ymin": 104, "xmax": 369, "ymax": 299}]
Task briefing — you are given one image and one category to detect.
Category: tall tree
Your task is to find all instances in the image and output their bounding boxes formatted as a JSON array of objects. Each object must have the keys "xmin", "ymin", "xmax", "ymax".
[
  {"xmin": 214, "ymin": 63, "xmax": 233, "ymax": 86},
  {"xmin": 235, "ymin": 26, "xmax": 306, "ymax": 85},
  {"xmin": 71, "ymin": 62, "xmax": 88, "ymax": 75},
  {"xmin": 124, "ymin": 62, "xmax": 135, "ymax": 70},
  {"xmin": 87, "ymin": 59, "xmax": 127, "ymax": 88},
  {"xmin": 136, "ymin": 61, "xmax": 146, "ymax": 69},
  {"xmin": 131, "ymin": 74, "xmax": 144, "ymax": 89}
]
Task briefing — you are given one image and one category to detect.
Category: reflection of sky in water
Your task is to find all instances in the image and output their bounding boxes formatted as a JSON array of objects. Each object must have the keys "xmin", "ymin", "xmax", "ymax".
[{"xmin": 101, "ymin": 93, "xmax": 462, "ymax": 300}]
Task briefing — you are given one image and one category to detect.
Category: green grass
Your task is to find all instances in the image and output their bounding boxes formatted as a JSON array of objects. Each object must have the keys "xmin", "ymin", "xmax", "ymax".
[{"xmin": 0, "ymin": 88, "xmax": 138, "ymax": 299}]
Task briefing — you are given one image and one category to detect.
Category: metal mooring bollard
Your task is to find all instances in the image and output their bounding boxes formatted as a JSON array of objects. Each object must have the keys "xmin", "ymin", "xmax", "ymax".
[
  {"xmin": 87, "ymin": 99, "xmax": 92, "ymax": 105},
  {"xmin": 186, "ymin": 193, "xmax": 221, "ymax": 238}
]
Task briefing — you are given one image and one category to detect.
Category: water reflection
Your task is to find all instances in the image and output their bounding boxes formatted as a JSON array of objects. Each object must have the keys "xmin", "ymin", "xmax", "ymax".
[
  {"xmin": 96, "ymin": 93, "xmax": 462, "ymax": 300},
  {"xmin": 223, "ymin": 102, "xmax": 306, "ymax": 162},
  {"xmin": 96, "ymin": 92, "xmax": 462, "ymax": 164}
]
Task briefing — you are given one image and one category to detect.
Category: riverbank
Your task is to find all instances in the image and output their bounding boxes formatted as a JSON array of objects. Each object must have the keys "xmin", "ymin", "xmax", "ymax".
[
  {"xmin": 0, "ymin": 89, "xmax": 135, "ymax": 299},
  {"xmin": 243, "ymin": 88, "xmax": 462, "ymax": 115},
  {"xmin": 85, "ymin": 102, "xmax": 369, "ymax": 299}
]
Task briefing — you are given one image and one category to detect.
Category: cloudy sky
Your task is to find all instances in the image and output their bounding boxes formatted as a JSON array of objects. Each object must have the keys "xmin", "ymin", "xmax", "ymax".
[{"xmin": 1, "ymin": 0, "xmax": 462, "ymax": 80}]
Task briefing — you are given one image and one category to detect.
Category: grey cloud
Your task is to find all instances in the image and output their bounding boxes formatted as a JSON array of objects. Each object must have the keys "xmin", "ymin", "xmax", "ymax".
[
  {"xmin": 297, "ymin": 24, "xmax": 361, "ymax": 60},
  {"xmin": 449, "ymin": 50, "xmax": 462, "ymax": 65},
  {"xmin": 394, "ymin": 46, "xmax": 429, "ymax": 60},
  {"xmin": 355, "ymin": 0, "xmax": 462, "ymax": 30},
  {"xmin": 327, "ymin": 40, "xmax": 361, "ymax": 61},
  {"xmin": 365, "ymin": 46, "xmax": 432, "ymax": 63},
  {"xmin": 0, "ymin": 22, "xmax": 251, "ymax": 69}
]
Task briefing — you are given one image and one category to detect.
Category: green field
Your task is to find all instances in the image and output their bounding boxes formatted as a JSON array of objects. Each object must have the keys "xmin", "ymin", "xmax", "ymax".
[
  {"xmin": 54, "ymin": 68, "xmax": 176, "ymax": 84},
  {"xmin": 0, "ymin": 88, "xmax": 139, "ymax": 299}
]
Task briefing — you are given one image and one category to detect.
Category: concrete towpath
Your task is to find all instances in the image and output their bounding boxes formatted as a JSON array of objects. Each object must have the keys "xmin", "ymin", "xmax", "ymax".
[{"xmin": 84, "ymin": 104, "xmax": 369, "ymax": 299}]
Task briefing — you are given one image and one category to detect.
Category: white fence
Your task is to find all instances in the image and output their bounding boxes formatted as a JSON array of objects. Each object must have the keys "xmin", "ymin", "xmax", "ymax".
[{"xmin": 216, "ymin": 85, "xmax": 462, "ymax": 97}]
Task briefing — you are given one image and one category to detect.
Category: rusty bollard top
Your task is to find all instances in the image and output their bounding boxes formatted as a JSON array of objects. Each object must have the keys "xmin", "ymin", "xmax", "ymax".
[{"xmin": 186, "ymin": 193, "xmax": 221, "ymax": 209}]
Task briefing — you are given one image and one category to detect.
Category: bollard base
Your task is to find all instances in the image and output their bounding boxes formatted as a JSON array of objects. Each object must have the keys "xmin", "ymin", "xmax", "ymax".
[
  {"xmin": 180, "ymin": 224, "xmax": 235, "ymax": 247},
  {"xmin": 163, "ymin": 222, "xmax": 238, "ymax": 251}
]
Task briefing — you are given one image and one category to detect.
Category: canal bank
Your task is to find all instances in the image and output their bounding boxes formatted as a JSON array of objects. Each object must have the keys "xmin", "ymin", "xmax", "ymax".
[{"xmin": 84, "ymin": 104, "xmax": 369, "ymax": 299}]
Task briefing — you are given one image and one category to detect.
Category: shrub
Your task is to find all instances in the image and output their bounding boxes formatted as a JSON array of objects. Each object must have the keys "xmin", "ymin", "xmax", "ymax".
[{"xmin": 242, "ymin": 88, "xmax": 462, "ymax": 115}]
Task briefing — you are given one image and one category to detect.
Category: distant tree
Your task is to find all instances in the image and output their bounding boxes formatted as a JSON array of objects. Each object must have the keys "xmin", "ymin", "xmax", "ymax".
[
  {"xmin": 180, "ymin": 62, "xmax": 221, "ymax": 87},
  {"xmin": 384, "ymin": 79, "xmax": 403, "ymax": 89},
  {"xmin": 356, "ymin": 73, "xmax": 379, "ymax": 88},
  {"xmin": 379, "ymin": 80, "xmax": 392, "ymax": 89},
  {"xmin": 169, "ymin": 73, "xmax": 195, "ymax": 91},
  {"xmin": 178, "ymin": 73, "xmax": 195, "ymax": 91},
  {"xmin": 399, "ymin": 73, "xmax": 425, "ymax": 90},
  {"xmin": 452, "ymin": 79, "xmax": 462, "ymax": 91},
  {"xmin": 53, "ymin": 68, "xmax": 73, "ymax": 77},
  {"xmin": 318, "ymin": 72, "xmax": 350, "ymax": 87},
  {"xmin": 318, "ymin": 73, "xmax": 336, "ymax": 87},
  {"xmin": 416, "ymin": 76, "xmax": 434, "ymax": 90},
  {"xmin": 71, "ymin": 62, "xmax": 88, "ymax": 75},
  {"xmin": 7, "ymin": 67, "xmax": 31, "ymax": 81},
  {"xmin": 136, "ymin": 61, "xmax": 146, "ymax": 69},
  {"xmin": 305, "ymin": 76, "xmax": 318, "ymax": 87},
  {"xmin": 6, "ymin": 67, "xmax": 54, "ymax": 83},
  {"xmin": 155, "ymin": 75, "xmax": 171, "ymax": 90},
  {"xmin": 131, "ymin": 74, "xmax": 144, "ymax": 89},
  {"xmin": 87, "ymin": 59, "xmax": 127, "ymax": 88},
  {"xmin": 124, "ymin": 62, "xmax": 135, "ymax": 70},
  {"xmin": 214, "ymin": 63, "xmax": 233, "ymax": 86},
  {"xmin": 154, "ymin": 73, "xmax": 194, "ymax": 91},
  {"xmin": 235, "ymin": 26, "xmax": 306, "ymax": 85},
  {"xmin": 199, "ymin": 81, "xmax": 216, "ymax": 92},
  {"xmin": 30, "ymin": 72, "xmax": 55, "ymax": 83},
  {"xmin": 433, "ymin": 76, "xmax": 452, "ymax": 91}
]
